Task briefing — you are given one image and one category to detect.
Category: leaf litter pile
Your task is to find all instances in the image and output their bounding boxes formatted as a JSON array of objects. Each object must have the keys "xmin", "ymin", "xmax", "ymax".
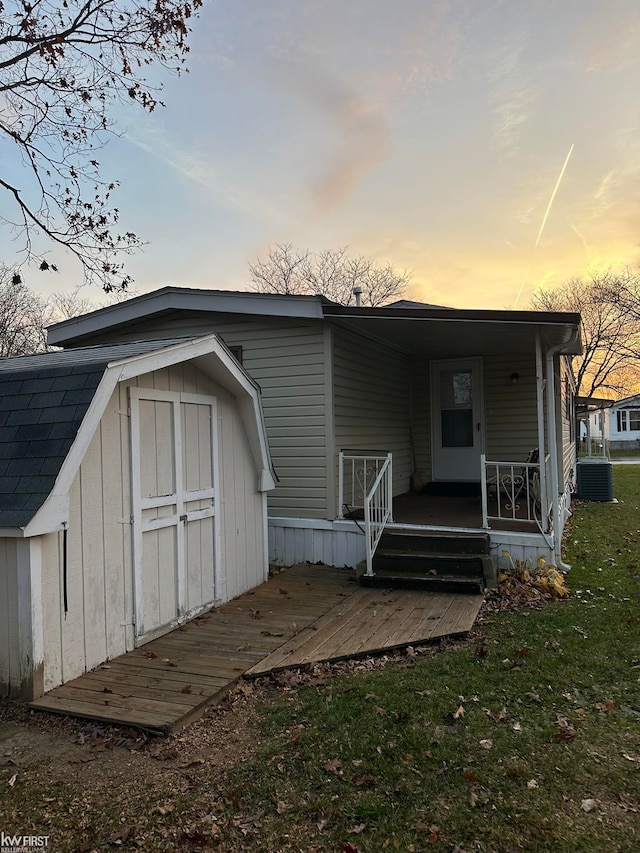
[{"xmin": 1, "ymin": 471, "xmax": 640, "ymax": 851}]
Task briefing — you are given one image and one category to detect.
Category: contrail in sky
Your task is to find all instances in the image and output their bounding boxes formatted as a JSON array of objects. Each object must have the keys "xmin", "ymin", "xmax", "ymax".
[{"xmin": 514, "ymin": 143, "xmax": 575, "ymax": 308}]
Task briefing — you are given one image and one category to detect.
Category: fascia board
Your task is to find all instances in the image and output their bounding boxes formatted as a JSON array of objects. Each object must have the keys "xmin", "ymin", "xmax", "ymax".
[{"xmin": 48, "ymin": 288, "xmax": 325, "ymax": 346}]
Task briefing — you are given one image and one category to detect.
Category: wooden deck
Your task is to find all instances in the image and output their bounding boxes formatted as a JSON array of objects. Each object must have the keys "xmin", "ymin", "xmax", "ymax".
[{"xmin": 30, "ymin": 564, "xmax": 483, "ymax": 734}]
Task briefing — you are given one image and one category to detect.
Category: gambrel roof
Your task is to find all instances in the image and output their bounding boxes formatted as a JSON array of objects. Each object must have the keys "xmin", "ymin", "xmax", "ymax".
[{"xmin": 0, "ymin": 336, "xmax": 275, "ymax": 533}]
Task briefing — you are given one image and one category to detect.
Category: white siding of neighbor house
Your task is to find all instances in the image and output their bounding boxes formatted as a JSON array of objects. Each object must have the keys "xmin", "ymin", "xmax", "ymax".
[
  {"xmin": 79, "ymin": 315, "xmax": 329, "ymax": 520},
  {"xmin": 40, "ymin": 363, "xmax": 267, "ymax": 695},
  {"xmin": 332, "ymin": 327, "xmax": 412, "ymax": 501}
]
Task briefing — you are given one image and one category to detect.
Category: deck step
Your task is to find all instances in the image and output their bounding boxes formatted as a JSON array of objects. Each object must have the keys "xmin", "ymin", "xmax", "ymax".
[
  {"xmin": 360, "ymin": 529, "xmax": 496, "ymax": 594},
  {"xmin": 379, "ymin": 529, "xmax": 490, "ymax": 555},
  {"xmin": 359, "ymin": 572, "xmax": 484, "ymax": 595},
  {"xmin": 373, "ymin": 549, "xmax": 485, "ymax": 576}
]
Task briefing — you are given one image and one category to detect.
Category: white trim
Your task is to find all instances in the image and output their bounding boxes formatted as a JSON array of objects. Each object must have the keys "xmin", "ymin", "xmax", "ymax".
[{"xmin": 48, "ymin": 287, "xmax": 326, "ymax": 346}]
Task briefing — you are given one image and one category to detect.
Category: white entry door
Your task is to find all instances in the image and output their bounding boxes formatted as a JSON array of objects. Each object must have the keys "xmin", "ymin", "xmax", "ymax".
[
  {"xmin": 130, "ymin": 388, "xmax": 219, "ymax": 644},
  {"xmin": 431, "ymin": 358, "xmax": 483, "ymax": 481}
]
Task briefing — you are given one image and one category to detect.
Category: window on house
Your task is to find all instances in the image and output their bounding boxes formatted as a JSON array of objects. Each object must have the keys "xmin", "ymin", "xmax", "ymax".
[
  {"xmin": 617, "ymin": 410, "xmax": 628, "ymax": 432},
  {"xmin": 630, "ymin": 410, "xmax": 640, "ymax": 431}
]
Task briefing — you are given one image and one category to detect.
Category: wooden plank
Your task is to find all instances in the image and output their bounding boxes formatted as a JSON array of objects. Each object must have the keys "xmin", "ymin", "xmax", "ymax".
[
  {"xmin": 336, "ymin": 592, "xmax": 434, "ymax": 657},
  {"xmin": 385, "ymin": 592, "xmax": 456, "ymax": 646},
  {"xmin": 43, "ymin": 684, "xmax": 195, "ymax": 715},
  {"xmin": 246, "ymin": 589, "xmax": 375, "ymax": 674},
  {"xmin": 428, "ymin": 595, "xmax": 482, "ymax": 639},
  {"xmin": 70, "ymin": 674, "xmax": 215, "ymax": 705},
  {"xmin": 29, "ymin": 695, "xmax": 181, "ymax": 734},
  {"xmin": 30, "ymin": 563, "xmax": 483, "ymax": 734}
]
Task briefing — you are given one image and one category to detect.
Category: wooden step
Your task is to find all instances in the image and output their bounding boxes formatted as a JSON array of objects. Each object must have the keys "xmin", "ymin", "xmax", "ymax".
[
  {"xmin": 359, "ymin": 573, "xmax": 484, "ymax": 595},
  {"xmin": 373, "ymin": 549, "xmax": 485, "ymax": 576},
  {"xmin": 379, "ymin": 529, "xmax": 490, "ymax": 555}
]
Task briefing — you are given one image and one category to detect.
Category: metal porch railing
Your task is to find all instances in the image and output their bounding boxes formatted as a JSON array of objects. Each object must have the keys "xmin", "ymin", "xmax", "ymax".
[
  {"xmin": 481, "ymin": 453, "xmax": 543, "ymax": 528},
  {"xmin": 338, "ymin": 450, "xmax": 393, "ymax": 576}
]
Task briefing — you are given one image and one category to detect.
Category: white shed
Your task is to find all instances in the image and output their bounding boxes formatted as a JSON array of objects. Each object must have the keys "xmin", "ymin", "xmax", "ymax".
[{"xmin": 0, "ymin": 336, "xmax": 275, "ymax": 700}]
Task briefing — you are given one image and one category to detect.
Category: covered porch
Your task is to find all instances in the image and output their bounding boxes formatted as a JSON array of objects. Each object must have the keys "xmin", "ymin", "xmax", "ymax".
[{"xmin": 326, "ymin": 304, "xmax": 582, "ymax": 574}]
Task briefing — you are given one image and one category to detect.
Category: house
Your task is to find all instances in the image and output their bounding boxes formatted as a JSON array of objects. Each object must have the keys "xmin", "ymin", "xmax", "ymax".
[
  {"xmin": 604, "ymin": 394, "xmax": 640, "ymax": 451},
  {"xmin": 48, "ymin": 287, "xmax": 582, "ymax": 578},
  {"xmin": 0, "ymin": 335, "xmax": 275, "ymax": 699}
]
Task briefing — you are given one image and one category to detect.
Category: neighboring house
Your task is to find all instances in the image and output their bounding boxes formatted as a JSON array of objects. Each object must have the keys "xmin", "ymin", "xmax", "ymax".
[
  {"xmin": 606, "ymin": 394, "xmax": 640, "ymax": 450},
  {"xmin": 48, "ymin": 287, "xmax": 582, "ymax": 576},
  {"xmin": 0, "ymin": 335, "xmax": 275, "ymax": 699}
]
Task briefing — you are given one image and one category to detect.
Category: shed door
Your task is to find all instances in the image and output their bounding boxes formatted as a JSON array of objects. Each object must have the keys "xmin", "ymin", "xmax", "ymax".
[
  {"xmin": 431, "ymin": 358, "xmax": 484, "ymax": 481},
  {"xmin": 130, "ymin": 388, "xmax": 219, "ymax": 644}
]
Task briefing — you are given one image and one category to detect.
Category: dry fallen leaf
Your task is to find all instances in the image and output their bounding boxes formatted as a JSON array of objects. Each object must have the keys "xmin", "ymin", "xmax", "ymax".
[
  {"xmin": 479, "ymin": 739, "xmax": 493, "ymax": 750},
  {"xmin": 581, "ymin": 799, "xmax": 597, "ymax": 813},
  {"xmin": 527, "ymin": 779, "xmax": 538, "ymax": 789},
  {"xmin": 7, "ymin": 773, "xmax": 17, "ymax": 787},
  {"xmin": 453, "ymin": 704, "xmax": 465, "ymax": 720},
  {"xmin": 348, "ymin": 823, "xmax": 366, "ymax": 834},
  {"xmin": 324, "ymin": 758, "xmax": 343, "ymax": 775},
  {"xmin": 484, "ymin": 706, "xmax": 507, "ymax": 723}
]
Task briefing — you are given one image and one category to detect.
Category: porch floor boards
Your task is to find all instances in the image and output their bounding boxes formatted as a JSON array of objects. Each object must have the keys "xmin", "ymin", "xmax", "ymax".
[
  {"xmin": 392, "ymin": 491, "xmax": 538, "ymax": 532},
  {"xmin": 29, "ymin": 564, "xmax": 483, "ymax": 735}
]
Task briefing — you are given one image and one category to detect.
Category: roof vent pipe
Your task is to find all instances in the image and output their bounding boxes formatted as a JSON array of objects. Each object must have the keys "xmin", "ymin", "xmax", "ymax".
[{"xmin": 352, "ymin": 285, "xmax": 362, "ymax": 307}]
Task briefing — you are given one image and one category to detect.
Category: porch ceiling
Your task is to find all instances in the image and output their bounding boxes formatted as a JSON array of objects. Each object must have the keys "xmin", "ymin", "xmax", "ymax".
[{"xmin": 324, "ymin": 309, "xmax": 582, "ymax": 358}]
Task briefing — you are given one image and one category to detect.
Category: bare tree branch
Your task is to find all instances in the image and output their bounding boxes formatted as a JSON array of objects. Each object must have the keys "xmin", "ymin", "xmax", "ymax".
[
  {"xmin": 531, "ymin": 270, "xmax": 640, "ymax": 397},
  {"xmin": 0, "ymin": 0, "xmax": 202, "ymax": 290},
  {"xmin": 249, "ymin": 244, "xmax": 412, "ymax": 307}
]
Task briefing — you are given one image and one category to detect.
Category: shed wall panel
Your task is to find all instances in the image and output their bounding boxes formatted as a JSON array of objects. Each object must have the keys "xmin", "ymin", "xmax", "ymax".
[
  {"xmin": 0, "ymin": 538, "xmax": 18, "ymax": 695},
  {"xmin": 39, "ymin": 363, "xmax": 267, "ymax": 691}
]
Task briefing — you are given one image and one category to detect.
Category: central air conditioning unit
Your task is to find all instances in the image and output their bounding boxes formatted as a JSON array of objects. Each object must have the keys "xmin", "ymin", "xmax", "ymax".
[{"xmin": 576, "ymin": 459, "xmax": 613, "ymax": 501}]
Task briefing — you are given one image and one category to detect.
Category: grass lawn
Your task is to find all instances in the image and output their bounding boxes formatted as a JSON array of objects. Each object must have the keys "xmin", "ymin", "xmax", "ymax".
[{"xmin": 1, "ymin": 469, "xmax": 639, "ymax": 852}]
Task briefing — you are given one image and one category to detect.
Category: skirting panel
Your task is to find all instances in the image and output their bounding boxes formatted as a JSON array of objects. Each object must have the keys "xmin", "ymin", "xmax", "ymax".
[
  {"xmin": 268, "ymin": 517, "xmax": 365, "ymax": 568},
  {"xmin": 268, "ymin": 516, "xmax": 565, "ymax": 572}
]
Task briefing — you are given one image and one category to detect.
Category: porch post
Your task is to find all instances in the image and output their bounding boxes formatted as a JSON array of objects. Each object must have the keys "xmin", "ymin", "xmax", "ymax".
[
  {"xmin": 545, "ymin": 345, "xmax": 570, "ymax": 571},
  {"xmin": 535, "ymin": 333, "xmax": 549, "ymax": 531},
  {"xmin": 337, "ymin": 450, "xmax": 344, "ymax": 519}
]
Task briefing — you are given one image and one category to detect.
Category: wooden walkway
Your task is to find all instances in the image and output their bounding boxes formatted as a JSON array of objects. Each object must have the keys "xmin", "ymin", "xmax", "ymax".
[{"xmin": 30, "ymin": 564, "xmax": 482, "ymax": 734}]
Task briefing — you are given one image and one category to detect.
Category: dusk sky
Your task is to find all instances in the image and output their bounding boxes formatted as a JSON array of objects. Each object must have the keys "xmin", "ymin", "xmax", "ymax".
[{"xmin": 19, "ymin": 0, "xmax": 640, "ymax": 308}]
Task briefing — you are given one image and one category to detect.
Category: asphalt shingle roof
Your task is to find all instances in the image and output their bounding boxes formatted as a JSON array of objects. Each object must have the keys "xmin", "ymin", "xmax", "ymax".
[{"xmin": 0, "ymin": 339, "xmax": 190, "ymax": 529}]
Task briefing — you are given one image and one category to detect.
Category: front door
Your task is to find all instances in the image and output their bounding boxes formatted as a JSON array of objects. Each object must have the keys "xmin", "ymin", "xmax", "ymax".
[
  {"xmin": 130, "ymin": 388, "xmax": 219, "ymax": 644},
  {"xmin": 431, "ymin": 358, "xmax": 483, "ymax": 481}
]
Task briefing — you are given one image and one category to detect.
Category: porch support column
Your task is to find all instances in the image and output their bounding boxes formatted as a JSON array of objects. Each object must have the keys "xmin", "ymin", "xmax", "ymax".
[
  {"xmin": 545, "ymin": 344, "xmax": 570, "ymax": 571},
  {"xmin": 535, "ymin": 333, "xmax": 549, "ymax": 532}
]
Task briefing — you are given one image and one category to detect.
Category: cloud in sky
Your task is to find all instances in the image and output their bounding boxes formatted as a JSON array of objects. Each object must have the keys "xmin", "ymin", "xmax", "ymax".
[{"xmin": 15, "ymin": 0, "xmax": 640, "ymax": 310}]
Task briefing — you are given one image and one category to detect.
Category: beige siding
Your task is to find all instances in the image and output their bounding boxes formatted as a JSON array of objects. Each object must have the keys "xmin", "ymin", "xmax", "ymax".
[
  {"xmin": 410, "ymin": 357, "xmax": 431, "ymax": 483},
  {"xmin": 40, "ymin": 363, "xmax": 267, "ymax": 691},
  {"xmin": 79, "ymin": 315, "xmax": 329, "ymax": 519},
  {"xmin": 410, "ymin": 354, "xmax": 541, "ymax": 481},
  {"xmin": 484, "ymin": 354, "xmax": 539, "ymax": 462},
  {"xmin": 333, "ymin": 328, "xmax": 412, "ymax": 500},
  {"xmin": 0, "ymin": 538, "xmax": 19, "ymax": 696}
]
